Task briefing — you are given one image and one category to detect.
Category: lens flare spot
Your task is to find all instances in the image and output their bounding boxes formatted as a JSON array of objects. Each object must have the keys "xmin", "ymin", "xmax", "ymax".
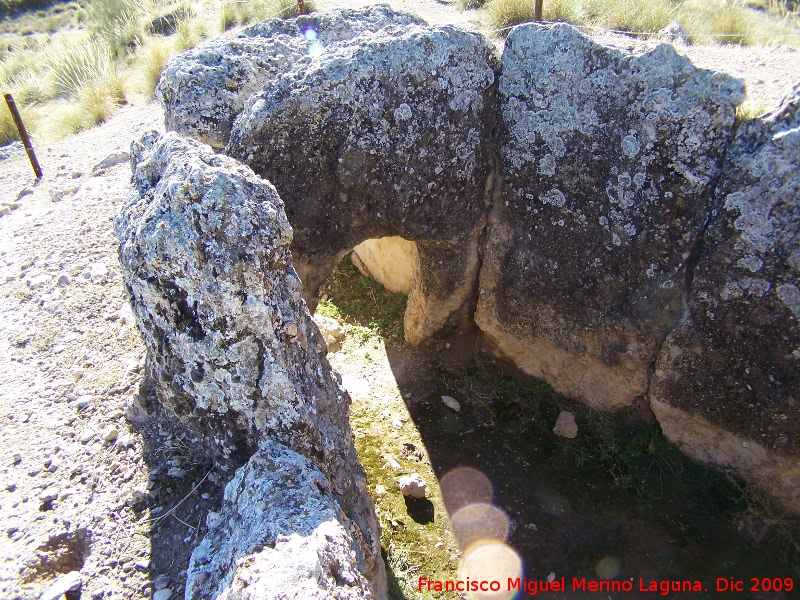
[
  {"xmin": 303, "ymin": 27, "xmax": 317, "ymax": 41},
  {"xmin": 451, "ymin": 503, "xmax": 510, "ymax": 550},
  {"xmin": 308, "ymin": 41, "xmax": 324, "ymax": 57},
  {"xmin": 459, "ymin": 541, "xmax": 522, "ymax": 600},
  {"xmin": 440, "ymin": 467, "xmax": 493, "ymax": 514},
  {"xmin": 596, "ymin": 556, "xmax": 621, "ymax": 579}
]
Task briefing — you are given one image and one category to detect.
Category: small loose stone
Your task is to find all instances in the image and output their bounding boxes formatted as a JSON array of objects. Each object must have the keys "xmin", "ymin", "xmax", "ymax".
[
  {"xmin": 398, "ymin": 473, "xmax": 427, "ymax": 499},
  {"xmin": 553, "ymin": 411, "xmax": 578, "ymax": 439},
  {"xmin": 441, "ymin": 395, "xmax": 461, "ymax": 412}
]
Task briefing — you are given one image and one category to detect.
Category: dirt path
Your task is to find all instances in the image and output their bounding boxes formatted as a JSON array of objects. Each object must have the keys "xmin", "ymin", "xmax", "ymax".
[{"xmin": 0, "ymin": 1, "xmax": 798, "ymax": 599}]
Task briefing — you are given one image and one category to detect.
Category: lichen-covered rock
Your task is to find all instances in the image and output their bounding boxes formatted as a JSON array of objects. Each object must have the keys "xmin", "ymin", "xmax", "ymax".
[
  {"xmin": 115, "ymin": 131, "xmax": 384, "ymax": 593},
  {"xmin": 156, "ymin": 5, "xmax": 424, "ymax": 149},
  {"xmin": 650, "ymin": 84, "xmax": 800, "ymax": 510},
  {"xmin": 476, "ymin": 23, "xmax": 744, "ymax": 410},
  {"xmin": 187, "ymin": 439, "xmax": 374, "ymax": 600},
  {"xmin": 225, "ymin": 22, "xmax": 496, "ymax": 344}
]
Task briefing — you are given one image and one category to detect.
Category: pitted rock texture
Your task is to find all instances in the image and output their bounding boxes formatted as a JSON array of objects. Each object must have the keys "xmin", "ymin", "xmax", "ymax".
[
  {"xmin": 650, "ymin": 84, "xmax": 800, "ymax": 507},
  {"xmin": 149, "ymin": 9, "xmax": 799, "ymax": 520},
  {"xmin": 224, "ymin": 21, "xmax": 496, "ymax": 344},
  {"xmin": 476, "ymin": 23, "xmax": 745, "ymax": 410},
  {"xmin": 114, "ymin": 131, "xmax": 384, "ymax": 593},
  {"xmin": 157, "ymin": 5, "xmax": 424, "ymax": 149},
  {"xmin": 187, "ymin": 439, "xmax": 374, "ymax": 600}
]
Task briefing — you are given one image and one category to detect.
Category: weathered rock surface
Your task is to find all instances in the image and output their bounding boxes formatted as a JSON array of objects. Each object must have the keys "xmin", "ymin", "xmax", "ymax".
[
  {"xmin": 148, "ymin": 7, "xmax": 799, "ymax": 525},
  {"xmin": 187, "ymin": 439, "xmax": 374, "ymax": 600},
  {"xmin": 225, "ymin": 21, "xmax": 496, "ymax": 344},
  {"xmin": 398, "ymin": 473, "xmax": 427, "ymax": 499},
  {"xmin": 157, "ymin": 5, "xmax": 425, "ymax": 149},
  {"xmin": 115, "ymin": 131, "xmax": 384, "ymax": 593},
  {"xmin": 650, "ymin": 84, "xmax": 800, "ymax": 509},
  {"xmin": 352, "ymin": 237, "xmax": 418, "ymax": 295},
  {"xmin": 476, "ymin": 23, "xmax": 745, "ymax": 410}
]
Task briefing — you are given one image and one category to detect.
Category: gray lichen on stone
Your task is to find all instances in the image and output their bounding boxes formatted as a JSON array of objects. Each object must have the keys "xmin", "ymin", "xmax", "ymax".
[
  {"xmin": 115, "ymin": 131, "xmax": 385, "ymax": 594},
  {"xmin": 651, "ymin": 82, "xmax": 800, "ymax": 470},
  {"xmin": 225, "ymin": 22, "xmax": 496, "ymax": 344},
  {"xmin": 478, "ymin": 23, "xmax": 744, "ymax": 410},
  {"xmin": 187, "ymin": 439, "xmax": 374, "ymax": 600},
  {"xmin": 157, "ymin": 4, "xmax": 425, "ymax": 149}
]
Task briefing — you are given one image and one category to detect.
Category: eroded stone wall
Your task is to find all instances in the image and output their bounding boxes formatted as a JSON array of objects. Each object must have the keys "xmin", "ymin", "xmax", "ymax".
[
  {"xmin": 476, "ymin": 24, "xmax": 744, "ymax": 412},
  {"xmin": 126, "ymin": 14, "xmax": 800, "ymax": 600},
  {"xmin": 650, "ymin": 84, "xmax": 800, "ymax": 509}
]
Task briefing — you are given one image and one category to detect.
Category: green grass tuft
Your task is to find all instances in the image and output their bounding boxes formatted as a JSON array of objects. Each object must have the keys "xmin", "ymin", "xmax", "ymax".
[{"xmin": 316, "ymin": 254, "xmax": 407, "ymax": 342}]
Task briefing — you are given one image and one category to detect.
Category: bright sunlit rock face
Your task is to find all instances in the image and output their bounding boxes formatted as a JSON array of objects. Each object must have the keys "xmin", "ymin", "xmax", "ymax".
[{"xmin": 157, "ymin": 6, "xmax": 426, "ymax": 149}]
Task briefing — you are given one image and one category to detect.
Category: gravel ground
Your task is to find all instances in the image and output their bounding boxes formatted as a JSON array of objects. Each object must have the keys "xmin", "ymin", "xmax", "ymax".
[
  {"xmin": 0, "ymin": 105, "xmax": 226, "ymax": 600},
  {"xmin": 0, "ymin": 1, "xmax": 797, "ymax": 599}
]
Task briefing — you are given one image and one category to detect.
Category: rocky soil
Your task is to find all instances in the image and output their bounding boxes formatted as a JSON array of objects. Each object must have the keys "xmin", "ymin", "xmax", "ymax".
[
  {"xmin": 0, "ymin": 1, "xmax": 798, "ymax": 599},
  {"xmin": 0, "ymin": 105, "xmax": 230, "ymax": 599}
]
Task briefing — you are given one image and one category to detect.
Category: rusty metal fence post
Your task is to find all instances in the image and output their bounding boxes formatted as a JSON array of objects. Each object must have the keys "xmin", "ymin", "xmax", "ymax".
[{"xmin": 4, "ymin": 93, "xmax": 42, "ymax": 179}]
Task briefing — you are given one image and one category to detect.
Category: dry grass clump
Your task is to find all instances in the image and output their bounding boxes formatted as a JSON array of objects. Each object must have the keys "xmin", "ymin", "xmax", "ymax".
[
  {"xmin": 88, "ymin": 0, "xmax": 148, "ymax": 56},
  {"xmin": 137, "ymin": 36, "xmax": 173, "ymax": 96},
  {"xmin": 0, "ymin": 110, "xmax": 17, "ymax": 145},
  {"xmin": 0, "ymin": 0, "xmax": 320, "ymax": 142},
  {"xmin": 486, "ymin": 0, "xmax": 800, "ymax": 47},
  {"xmin": 219, "ymin": 0, "xmax": 317, "ymax": 31}
]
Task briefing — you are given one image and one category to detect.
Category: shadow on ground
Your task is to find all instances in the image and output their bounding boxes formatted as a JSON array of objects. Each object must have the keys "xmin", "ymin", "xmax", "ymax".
[
  {"xmin": 126, "ymin": 377, "xmax": 223, "ymax": 599},
  {"xmin": 380, "ymin": 329, "xmax": 800, "ymax": 600}
]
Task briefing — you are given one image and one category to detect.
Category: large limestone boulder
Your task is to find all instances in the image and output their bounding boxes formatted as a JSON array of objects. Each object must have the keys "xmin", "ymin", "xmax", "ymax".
[
  {"xmin": 187, "ymin": 439, "xmax": 374, "ymax": 600},
  {"xmin": 476, "ymin": 24, "xmax": 745, "ymax": 411},
  {"xmin": 115, "ymin": 131, "xmax": 385, "ymax": 593},
  {"xmin": 650, "ymin": 84, "xmax": 800, "ymax": 511},
  {"xmin": 224, "ymin": 21, "xmax": 496, "ymax": 344},
  {"xmin": 157, "ymin": 5, "xmax": 424, "ymax": 149}
]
